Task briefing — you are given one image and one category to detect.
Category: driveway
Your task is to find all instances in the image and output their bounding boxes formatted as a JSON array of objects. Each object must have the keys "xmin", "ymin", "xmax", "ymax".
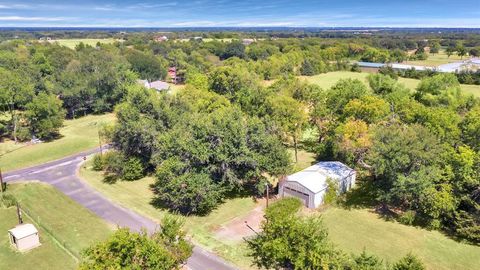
[{"xmin": 4, "ymin": 148, "xmax": 237, "ymax": 270}]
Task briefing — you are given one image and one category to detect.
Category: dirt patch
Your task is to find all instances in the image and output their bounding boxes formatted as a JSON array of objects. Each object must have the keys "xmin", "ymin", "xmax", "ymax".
[{"xmin": 215, "ymin": 199, "xmax": 267, "ymax": 241}]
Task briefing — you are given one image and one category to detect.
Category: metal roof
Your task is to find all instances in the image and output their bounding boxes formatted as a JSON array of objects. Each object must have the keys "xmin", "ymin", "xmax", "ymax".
[
  {"xmin": 286, "ymin": 162, "xmax": 355, "ymax": 194},
  {"xmin": 8, "ymin": 224, "xmax": 38, "ymax": 239},
  {"xmin": 148, "ymin": 81, "xmax": 170, "ymax": 91},
  {"xmin": 357, "ymin": 62, "xmax": 385, "ymax": 68}
]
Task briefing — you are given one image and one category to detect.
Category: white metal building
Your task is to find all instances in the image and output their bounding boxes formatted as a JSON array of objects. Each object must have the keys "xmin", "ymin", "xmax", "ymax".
[
  {"xmin": 278, "ymin": 162, "xmax": 356, "ymax": 208},
  {"xmin": 8, "ymin": 223, "xmax": 40, "ymax": 252}
]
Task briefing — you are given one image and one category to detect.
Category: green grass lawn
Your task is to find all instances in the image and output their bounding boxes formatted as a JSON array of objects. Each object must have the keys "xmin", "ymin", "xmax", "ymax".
[
  {"xmin": 404, "ymin": 50, "xmax": 464, "ymax": 67},
  {"xmin": 322, "ymin": 207, "xmax": 480, "ymax": 270},
  {"xmin": 1, "ymin": 114, "xmax": 115, "ymax": 172},
  {"xmin": 0, "ymin": 183, "xmax": 112, "ymax": 270},
  {"xmin": 0, "ymin": 207, "xmax": 77, "ymax": 270},
  {"xmin": 301, "ymin": 71, "xmax": 480, "ymax": 97},
  {"xmin": 79, "ymin": 160, "xmax": 257, "ymax": 269},
  {"xmin": 49, "ymin": 39, "xmax": 121, "ymax": 49}
]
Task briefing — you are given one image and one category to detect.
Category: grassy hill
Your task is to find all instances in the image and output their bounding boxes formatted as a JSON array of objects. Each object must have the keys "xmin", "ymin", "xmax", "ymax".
[{"xmin": 0, "ymin": 183, "xmax": 112, "ymax": 270}]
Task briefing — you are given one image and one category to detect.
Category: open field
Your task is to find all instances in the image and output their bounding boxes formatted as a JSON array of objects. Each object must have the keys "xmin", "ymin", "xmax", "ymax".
[
  {"xmin": 0, "ymin": 183, "xmax": 112, "ymax": 269},
  {"xmin": 79, "ymin": 160, "xmax": 257, "ymax": 269},
  {"xmin": 1, "ymin": 114, "xmax": 115, "ymax": 172},
  {"xmin": 404, "ymin": 49, "xmax": 465, "ymax": 67},
  {"xmin": 300, "ymin": 71, "xmax": 480, "ymax": 97},
  {"xmin": 323, "ymin": 207, "xmax": 480, "ymax": 270},
  {"xmin": 49, "ymin": 39, "xmax": 121, "ymax": 49}
]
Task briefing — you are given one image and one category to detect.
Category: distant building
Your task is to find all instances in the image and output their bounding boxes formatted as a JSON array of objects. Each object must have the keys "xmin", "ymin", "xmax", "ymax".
[
  {"xmin": 149, "ymin": 80, "xmax": 170, "ymax": 91},
  {"xmin": 168, "ymin": 67, "xmax": 177, "ymax": 83},
  {"xmin": 137, "ymin": 79, "xmax": 170, "ymax": 92},
  {"xmin": 278, "ymin": 162, "xmax": 356, "ymax": 208},
  {"xmin": 8, "ymin": 223, "xmax": 40, "ymax": 252},
  {"xmin": 154, "ymin": 36, "xmax": 168, "ymax": 42},
  {"xmin": 242, "ymin": 38, "xmax": 255, "ymax": 45}
]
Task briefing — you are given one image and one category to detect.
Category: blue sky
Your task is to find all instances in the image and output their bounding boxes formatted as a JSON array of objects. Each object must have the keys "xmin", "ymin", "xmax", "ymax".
[{"xmin": 0, "ymin": 0, "xmax": 479, "ymax": 28}]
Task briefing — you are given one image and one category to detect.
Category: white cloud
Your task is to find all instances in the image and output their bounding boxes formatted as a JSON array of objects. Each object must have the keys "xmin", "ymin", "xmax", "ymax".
[{"xmin": 0, "ymin": 16, "xmax": 67, "ymax": 21}]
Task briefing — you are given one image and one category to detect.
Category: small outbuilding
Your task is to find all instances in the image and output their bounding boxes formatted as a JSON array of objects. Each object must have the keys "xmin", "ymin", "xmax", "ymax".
[
  {"xmin": 278, "ymin": 162, "xmax": 356, "ymax": 208},
  {"xmin": 8, "ymin": 223, "xmax": 40, "ymax": 252}
]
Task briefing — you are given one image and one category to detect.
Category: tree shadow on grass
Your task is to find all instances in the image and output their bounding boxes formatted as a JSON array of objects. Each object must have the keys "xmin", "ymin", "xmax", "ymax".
[{"xmin": 337, "ymin": 179, "xmax": 379, "ymax": 210}]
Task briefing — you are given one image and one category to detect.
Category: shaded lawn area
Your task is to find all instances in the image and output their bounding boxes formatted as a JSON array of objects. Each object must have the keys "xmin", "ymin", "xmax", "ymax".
[
  {"xmin": 300, "ymin": 71, "xmax": 480, "ymax": 97},
  {"xmin": 0, "ymin": 183, "xmax": 112, "ymax": 270},
  {"xmin": 79, "ymin": 160, "xmax": 258, "ymax": 269},
  {"xmin": 322, "ymin": 207, "xmax": 480, "ymax": 270},
  {"xmin": 1, "ymin": 114, "xmax": 115, "ymax": 172}
]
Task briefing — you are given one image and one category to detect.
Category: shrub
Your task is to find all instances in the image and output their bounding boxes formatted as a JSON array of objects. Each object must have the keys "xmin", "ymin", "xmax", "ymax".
[
  {"xmin": 122, "ymin": 157, "xmax": 145, "ymax": 181},
  {"xmin": 92, "ymin": 154, "xmax": 104, "ymax": 171},
  {"xmin": 0, "ymin": 194, "xmax": 17, "ymax": 208},
  {"xmin": 102, "ymin": 151, "xmax": 124, "ymax": 183},
  {"xmin": 392, "ymin": 253, "xmax": 425, "ymax": 270},
  {"xmin": 324, "ymin": 178, "xmax": 339, "ymax": 205},
  {"xmin": 16, "ymin": 126, "xmax": 31, "ymax": 142},
  {"xmin": 398, "ymin": 210, "xmax": 416, "ymax": 225}
]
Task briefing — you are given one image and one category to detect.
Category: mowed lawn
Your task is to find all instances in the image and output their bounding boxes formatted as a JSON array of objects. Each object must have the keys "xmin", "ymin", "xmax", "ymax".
[
  {"xmin": 1, "ymin": 114, "xmax": 115, "ymax": 172},
  {"xmin": 79, "ymin": 159, "xmax": 257, "ymax": 269},
  {"xmin": 49, "ymin": 38, "xmax": 121, "ymax": 49},
  {"xmin": 0, "ymin": 183, "xmax": 112, "ymax": 269},
  {"xmin": 403, "ymin": 50, "xmax": 464, "ymax": 67},
  {"xmin": 323, "ymin": 207, "xmax": 480, "ymax": 270},
  {"xmin": 301, "ymin": 71, "xmax": 480, "ymax": 97}
]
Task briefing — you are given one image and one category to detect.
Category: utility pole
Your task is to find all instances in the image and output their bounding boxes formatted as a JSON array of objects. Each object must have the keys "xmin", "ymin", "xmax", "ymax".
[
  {"xmin": 0, "ymin": 168, "xmax": 4, "ymax": 193},
  {"xmin": 98, "ymin": 130, "xmax": 103, "ymax": 156},
  {"xmin": 16, "ymin": 203, "xmax": 23, "ymax": 224}
]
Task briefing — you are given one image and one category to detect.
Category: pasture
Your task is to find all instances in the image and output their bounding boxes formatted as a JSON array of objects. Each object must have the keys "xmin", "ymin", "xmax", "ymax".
[
  {"xmin": 1, "ymin": 114, "xmax": 115, "ymax": 172},
  {"xmin": 49, "ymin": 38, "xmax": 121, "ymax": 49},
  {"xmin": 300, "ymin": 71, "xmax": 480, "ymax": 97},
  {"xmin": 0, "ymin": 183, "xmax": 112, "ymax": 269},
  {"xmin": 404, "ymin": 49, "xmax": 465, "ymax": 67}
]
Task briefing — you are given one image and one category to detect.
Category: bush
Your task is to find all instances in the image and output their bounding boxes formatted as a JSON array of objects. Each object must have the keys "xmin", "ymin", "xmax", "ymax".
[
  {"xmin": 16, "ymin": 126, "xmax": 31, "ymax": 142},
  {"xmin": 324, "ymin": 178, "xmax": 338, "ymax": 205},
  {"xmin": 392, "ymin": 253, "xmax": 425, "ymax": 270},
  {"xmin": 92, "ymin": 154, "xmax": 104, "ymax": 171},
  {"xmin": 0, "ymin": 194, "xmax": 17, "ymax": 208},
  {"xmin": 102, "ymin": 151, "xmax": 124, "ymax": 183},
  {"xmin": 122, "ymin": 157, "xmax": 145, "ymax": 181},
  {"xmin": 398, "ymin": 210, "xmax": 416, "ymax": 225}
]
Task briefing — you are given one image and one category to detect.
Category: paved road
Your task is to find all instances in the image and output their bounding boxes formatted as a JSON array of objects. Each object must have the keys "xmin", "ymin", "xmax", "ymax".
[{"xmin": 4, "ymin": 148, "xmax": 237, "ymax": 270}]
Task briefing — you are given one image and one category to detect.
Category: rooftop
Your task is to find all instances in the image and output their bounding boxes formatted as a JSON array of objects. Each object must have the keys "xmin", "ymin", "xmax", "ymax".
[
  {"xmin": 9, "ymin": 224, "xmax": 38, "ymax": 239},
  {"xmin": 286, "ymin": 161, "xmax": 355, "ymax": 193}
]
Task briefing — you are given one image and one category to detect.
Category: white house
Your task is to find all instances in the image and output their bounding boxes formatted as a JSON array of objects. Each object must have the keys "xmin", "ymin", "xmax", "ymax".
[
  {"xmin": 278, "ymin": 162, "xmax": 356, "ymax": 208},
  {"xmin": 8, "ymin": 223, "xmax": 40, "ymax": 252}
]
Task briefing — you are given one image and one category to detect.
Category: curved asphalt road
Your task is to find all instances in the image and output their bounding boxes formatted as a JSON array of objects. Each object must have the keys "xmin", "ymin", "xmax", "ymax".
[{"xmin": 4, "ymin": 148, "xmax": 237, "ymax": 270}]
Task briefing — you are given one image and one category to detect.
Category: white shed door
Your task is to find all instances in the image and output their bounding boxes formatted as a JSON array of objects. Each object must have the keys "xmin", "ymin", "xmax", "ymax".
[{"xmin": 283, "ymin": 187, "xmax": 309, "ymax": 207}]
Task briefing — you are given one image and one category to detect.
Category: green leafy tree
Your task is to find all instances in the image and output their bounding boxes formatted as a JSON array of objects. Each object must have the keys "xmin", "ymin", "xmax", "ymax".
[
  {"xmin": 0, "ymin": 68, "xmax": 34, "ymax": 142},
  {"xmin": 327, "ymin": 79, "xmax": 369, "ymax": 115},
  {"xmin": 221, "ymin": 40, "xmax": 246, "ymax": 59},
  {"xmin": 126, "ymin": 50, "xmax": 167, "ymax": 81},
  {"xmin": 25, "ymin": 93, "xmax": 66, "ymax": 140},
  {"xmin": 246, "ymin": 198, "xmax": 347, "ymax": 269}
]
